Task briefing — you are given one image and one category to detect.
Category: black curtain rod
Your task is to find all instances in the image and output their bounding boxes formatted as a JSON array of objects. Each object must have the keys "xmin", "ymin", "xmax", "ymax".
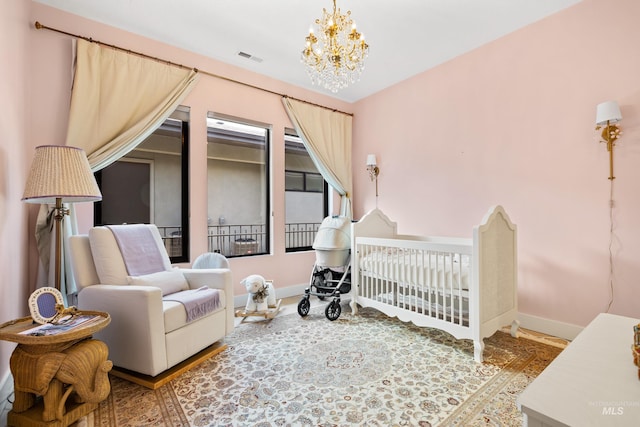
[{"xmin": 34, "ymin": 21, "xmax": 353, "ymax": 117}]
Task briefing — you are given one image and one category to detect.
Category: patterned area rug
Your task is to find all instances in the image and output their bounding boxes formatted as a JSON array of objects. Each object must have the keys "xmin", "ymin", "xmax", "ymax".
[{"xmin": 87, "ymin": 305, "xmax": 562, "ymax": 426}]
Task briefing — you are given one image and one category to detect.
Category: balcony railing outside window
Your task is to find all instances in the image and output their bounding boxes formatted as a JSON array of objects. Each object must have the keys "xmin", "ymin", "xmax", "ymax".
[
  {"xmin": 157, "ymin": 226, "xmax": 183, "ymax": 257},
  {"xmin": 159, "ymin": 222, "xmax": 322, "ymax": 258},
  {"xmin": 208, "ymin": 224, "xmax": 266, "ymax": 256},
  {"xmin": 285, "ymin": 222, "xmax": 321, "ymax": 250}
]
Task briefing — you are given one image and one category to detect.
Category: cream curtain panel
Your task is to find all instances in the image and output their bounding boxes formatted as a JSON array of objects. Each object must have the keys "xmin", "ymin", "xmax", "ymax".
[
  {"xmin": 36, "ymin": 38, "xmax": 199, "ymax": 300},
  {"xmin": 282, "ymin": 97, "xmax": 353, "ymax": 218},
  {"xmin": 66, "ymin": 38, "xmax": 200, "ymax": 170}
]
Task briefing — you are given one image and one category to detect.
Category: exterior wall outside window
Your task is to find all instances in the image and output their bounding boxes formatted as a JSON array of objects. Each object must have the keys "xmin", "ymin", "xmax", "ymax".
[{"xmin": 206, "ymin": 116, "xmax": 269, "ymax": 257}]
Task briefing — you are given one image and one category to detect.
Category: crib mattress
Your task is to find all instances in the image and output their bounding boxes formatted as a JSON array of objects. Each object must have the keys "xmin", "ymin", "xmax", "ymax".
[{"xmin": 358, "ymin": 248, "xmax": 470, "ymax": 290}]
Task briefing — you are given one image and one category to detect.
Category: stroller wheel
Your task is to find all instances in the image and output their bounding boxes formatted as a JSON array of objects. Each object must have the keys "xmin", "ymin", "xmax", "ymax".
[
  {"xmin": 325, "ymin": 300, "xmax": 341, "ymax": 321},
  {"xmin": 298, "ymin": 297, "xmax": 311, "ymax": 317}
]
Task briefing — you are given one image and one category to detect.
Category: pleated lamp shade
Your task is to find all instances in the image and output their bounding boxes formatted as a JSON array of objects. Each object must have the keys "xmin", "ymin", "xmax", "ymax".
[{"xmin": 22, "ymin": 145, "xmax": 102, "ymax": 204}]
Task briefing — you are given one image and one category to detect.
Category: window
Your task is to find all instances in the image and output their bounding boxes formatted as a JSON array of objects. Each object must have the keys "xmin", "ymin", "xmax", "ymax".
[
  {"xmin": 284, "ymin": 129, "xmax": 328, "ymax": 252},
  {"xmin": 94, "ymin": 107, "xmax": 190, "ymax": 263},
  {"xmin": 285, "ymin": 171, "xmax": 324, "ymax": 193},
  {"xmin": 206, "ymin": 113, "xmax": 270, "ymax": 257}
]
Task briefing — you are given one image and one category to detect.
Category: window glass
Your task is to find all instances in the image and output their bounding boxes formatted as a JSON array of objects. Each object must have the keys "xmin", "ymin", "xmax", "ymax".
[
  {"xmin": 284, "ymin": 129, "xmax": 328, "ymax": 252},
  {"xmin": 206, "ymin": 114, "xmax": 270, "ymax": 257},
  {"xmin": 306, "ymin": 173, "xmax": 324, "ymax": 193},
  {"xmin": 285, "ymin": 171, "xmax": 304, "ymax": 191},
  {"xmin": 94, "ymin": 107, "xmax": 189, "ymax": 263}
]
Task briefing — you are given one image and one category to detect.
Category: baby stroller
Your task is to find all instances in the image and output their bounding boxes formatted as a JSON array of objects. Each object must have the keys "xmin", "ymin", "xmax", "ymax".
[{"xmin": 298, "ymin": 215, "xmax": 351, "ymax": 321}]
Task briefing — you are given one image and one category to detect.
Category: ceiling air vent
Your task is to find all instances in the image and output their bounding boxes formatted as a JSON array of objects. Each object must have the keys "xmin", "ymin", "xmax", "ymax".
[{"xmin": 237, "ymin": 51, "xmax": 263, "ymax": 63}]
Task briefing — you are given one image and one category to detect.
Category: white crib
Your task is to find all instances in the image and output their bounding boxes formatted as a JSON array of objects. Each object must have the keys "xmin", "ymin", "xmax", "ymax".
[{"xmin": 350, "ymin": 205, "xmax": 519, "ymax": 362}]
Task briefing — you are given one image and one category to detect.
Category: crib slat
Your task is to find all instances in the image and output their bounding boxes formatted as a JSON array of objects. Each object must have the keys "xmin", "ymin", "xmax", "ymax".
[{"xmin": 356, "ymin": 238, "xmax": 471, "ymax": 328}]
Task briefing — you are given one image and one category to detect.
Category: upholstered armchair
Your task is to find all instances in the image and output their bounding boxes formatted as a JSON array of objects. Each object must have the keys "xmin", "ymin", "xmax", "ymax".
[{"xmin": 68, "ymin": 224, "xmax": 233, "ymax": 377}]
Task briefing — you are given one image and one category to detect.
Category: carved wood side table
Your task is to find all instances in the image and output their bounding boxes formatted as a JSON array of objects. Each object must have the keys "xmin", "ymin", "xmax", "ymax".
[{"xmin": 0, "ymin": 311, "xmax": 111, "ymax": 427}]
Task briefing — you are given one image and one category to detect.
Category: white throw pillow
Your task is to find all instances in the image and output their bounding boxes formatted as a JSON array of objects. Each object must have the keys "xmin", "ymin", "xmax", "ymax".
[
  {"xmin": 89, "ymin": 227, "xmax": 129, "ymax": 284},
  {"xmin": 127, "ymin": 270, "xmax": 189, "ymax": 296}
]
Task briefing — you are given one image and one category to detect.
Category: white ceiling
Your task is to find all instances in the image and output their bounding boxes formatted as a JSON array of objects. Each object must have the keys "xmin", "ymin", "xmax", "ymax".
[{"xmin": 35, "ymin": 0, "xmax": 582, "ymax": 103}]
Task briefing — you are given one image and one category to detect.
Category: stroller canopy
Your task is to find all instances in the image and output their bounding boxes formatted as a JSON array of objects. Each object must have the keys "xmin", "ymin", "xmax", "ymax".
[{"xmin": 313, "ymin": 216, "xmax": 351, "ymax": 251}]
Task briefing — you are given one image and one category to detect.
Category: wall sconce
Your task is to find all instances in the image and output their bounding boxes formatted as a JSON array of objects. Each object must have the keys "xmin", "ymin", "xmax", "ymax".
[
  {"xmin": 595, "ymin": 101, "xmax": 623, "ymax": 180},
  {"xmin": 366, "ymin": 154, "xmax": 379, "ymax": 197}
]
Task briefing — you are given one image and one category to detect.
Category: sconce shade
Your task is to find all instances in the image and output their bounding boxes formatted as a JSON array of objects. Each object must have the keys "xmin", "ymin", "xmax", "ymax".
[
  {"xmin": 595, "ymin": 101, "xmax": 622, "ymax": 125},
  {"xmin": 366, "ymin": 154, "xmax": 377, "ymax": 166},
  {"xmin": 22, "ymin": 145, "xmax": 102, "ymax": 204}
]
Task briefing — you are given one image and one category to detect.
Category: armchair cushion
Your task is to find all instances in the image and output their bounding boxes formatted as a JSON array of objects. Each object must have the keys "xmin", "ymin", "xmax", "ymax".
[
  {"xmin": 88, "ymin": 225, "xmax": 171, "ymax": 284},
  {"xmin": 127, "ymin": 269, "xmax": 189, "ymax": 296}
]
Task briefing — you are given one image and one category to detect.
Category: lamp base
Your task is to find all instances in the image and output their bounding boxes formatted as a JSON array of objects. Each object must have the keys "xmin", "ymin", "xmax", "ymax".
[{"xmin": 53, "ymin": 197, "xmax": 69, "ymax": 292}]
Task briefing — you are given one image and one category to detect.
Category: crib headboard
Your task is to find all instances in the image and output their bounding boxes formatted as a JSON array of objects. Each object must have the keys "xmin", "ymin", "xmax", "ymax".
[
  {"xmin": 351, "ymin": 208, "xmax": 397, "ymax": 245},
  {"xmin": 473, "ymin": 205, "xmax": 518, "ymax": 325}
]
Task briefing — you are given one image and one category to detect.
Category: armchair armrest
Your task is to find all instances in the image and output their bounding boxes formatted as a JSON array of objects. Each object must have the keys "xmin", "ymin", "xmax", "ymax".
[
  {"xmin": 180, "ymin": 268, "xmax": 233, "ymax": 334},
  {"xmin": 78, "ymin": 285, "xmax": 168, "ymax": 375}
]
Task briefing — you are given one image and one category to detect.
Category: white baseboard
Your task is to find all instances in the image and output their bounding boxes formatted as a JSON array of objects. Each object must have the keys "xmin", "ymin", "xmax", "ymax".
[
  {"xmin": 233, "ymin": 283, "xmax": 308, "ymax": 308},
  {"xmin": 0, "ymin": 370, "xmax": 13, "ymax": 427},
  {"xmin": 518, "ymin": 312, "xmax": 583, "ymax": 341}
]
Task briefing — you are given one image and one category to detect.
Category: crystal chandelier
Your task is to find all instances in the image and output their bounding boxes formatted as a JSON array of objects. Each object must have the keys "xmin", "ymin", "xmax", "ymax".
[{"xmin": 301, "ymin": 0, "xmax": 369, "ymax": 93}]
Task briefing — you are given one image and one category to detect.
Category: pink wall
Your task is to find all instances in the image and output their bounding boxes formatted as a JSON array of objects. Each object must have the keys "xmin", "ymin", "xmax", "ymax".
[
  {"xmin": 0, "ymin": 0, "xmax": 32, "ymax": 386},
  {"xmin": 352, "ymin": 0, "xmax": 640, "ymax": 327}
]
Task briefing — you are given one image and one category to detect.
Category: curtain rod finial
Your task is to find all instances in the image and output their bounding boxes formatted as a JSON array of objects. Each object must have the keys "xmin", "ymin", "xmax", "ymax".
[{"xmin": 35, "ymin": 21, "xmax": 43, "ymax": 30}]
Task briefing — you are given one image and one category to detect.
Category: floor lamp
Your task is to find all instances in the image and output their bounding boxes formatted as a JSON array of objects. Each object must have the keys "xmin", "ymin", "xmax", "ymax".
[{"xmin": 22, "ymin": 145, "xmax": 102, "ymax": 291}]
